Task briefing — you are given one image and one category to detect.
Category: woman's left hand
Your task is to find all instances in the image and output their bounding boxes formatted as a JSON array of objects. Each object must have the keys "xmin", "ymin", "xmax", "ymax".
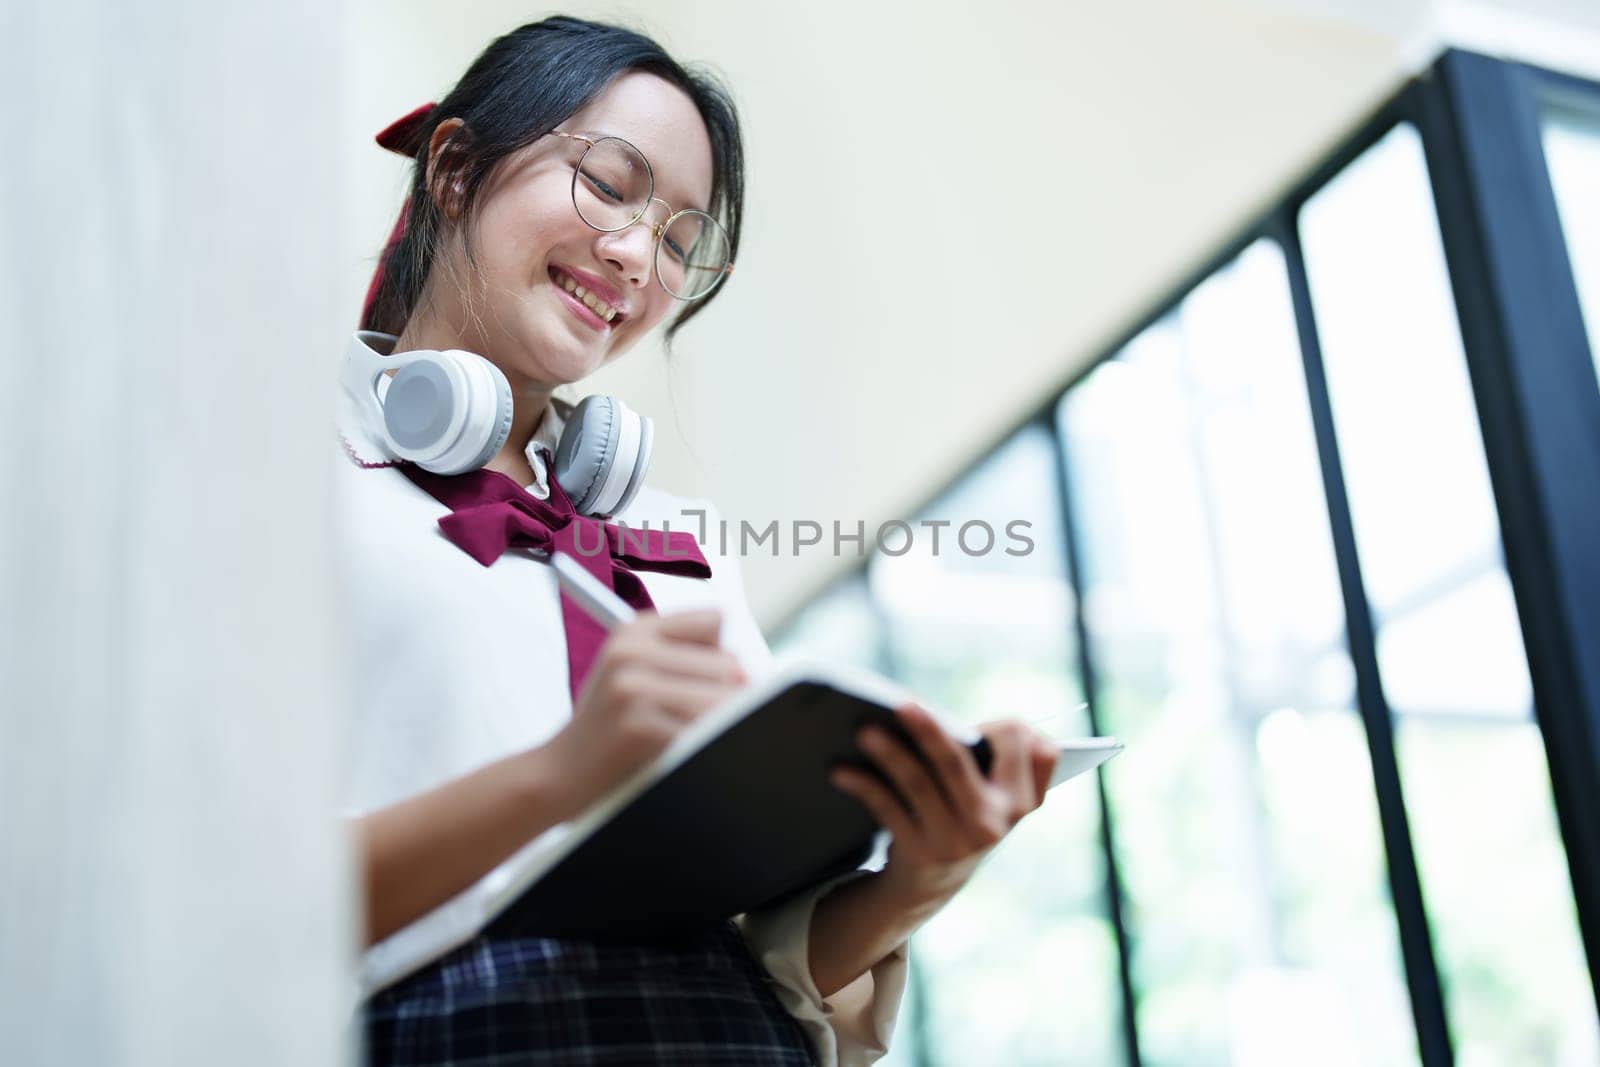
[{"xmin": 830, "ymin": 703, "xmax": 1060, "ymax": 909}]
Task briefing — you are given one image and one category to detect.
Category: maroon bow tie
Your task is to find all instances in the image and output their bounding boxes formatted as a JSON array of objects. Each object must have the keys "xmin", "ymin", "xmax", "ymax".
[{"xmin": 399, "ymin": 455, "xmax": 711, "ymax": 700}]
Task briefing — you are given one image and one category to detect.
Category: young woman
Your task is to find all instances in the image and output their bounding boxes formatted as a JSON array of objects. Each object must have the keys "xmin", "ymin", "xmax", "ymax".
[{"xmin": 338, "ymin": 16, "xmax": 1062, "ymax": 1066}]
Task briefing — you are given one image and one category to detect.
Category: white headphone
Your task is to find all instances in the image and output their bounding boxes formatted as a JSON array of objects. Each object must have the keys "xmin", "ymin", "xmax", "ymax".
[{"xmin": 340, "ymin": 331, "xmax": 653, "ymax": 519}]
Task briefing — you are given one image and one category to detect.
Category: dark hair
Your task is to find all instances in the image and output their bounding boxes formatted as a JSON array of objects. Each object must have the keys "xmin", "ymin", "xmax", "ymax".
[{"xmin": 361, "ymin": 15, "xmax": 744, "ymax": 351}]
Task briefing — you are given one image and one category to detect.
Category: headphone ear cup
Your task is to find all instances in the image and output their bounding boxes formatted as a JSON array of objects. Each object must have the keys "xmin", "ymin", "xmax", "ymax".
[
  {"xmin": 451, "ymin": 353, "xmax": 514, "ymax": 473},
  {"xmin": 554, "ymin": 395, "xmax": 619, "ymax": 515},
  {"xmin": 609, "ymin": 413, "xmax": 653, "ymax": 517},
  {"xmin": 401, "ymin": 351, "xmax": 511, "ymax": 475},
  {"xmin": 380, "ymin": 355, "xmax": 470, "ymax": 469},
  {"xmin": 550, "ymin": 396, "xmax": 655, "ymax": 516},
  {"xmin": 384, "ymin": 352, "xmax": 512, "ymax": 476},
  {"xmin": 583, "ymin": 399, "xmax": 647, "ymax": 518}
]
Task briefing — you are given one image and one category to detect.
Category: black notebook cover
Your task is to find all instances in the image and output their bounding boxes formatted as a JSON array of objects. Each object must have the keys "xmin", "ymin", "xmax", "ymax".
[{"xmin": 486, "ymin": 677, "xmax": 936, "ymax": 941}]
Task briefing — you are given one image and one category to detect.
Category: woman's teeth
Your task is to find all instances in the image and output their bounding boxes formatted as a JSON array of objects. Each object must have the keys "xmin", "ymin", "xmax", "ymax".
[{"xmin": 556, "ymin": 273, "xmax": 618, "ymax": 322}]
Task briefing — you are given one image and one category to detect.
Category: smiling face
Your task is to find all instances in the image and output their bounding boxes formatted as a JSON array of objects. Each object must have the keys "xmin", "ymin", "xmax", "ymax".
[{"xmin": 417, "ymin": 71, "xmax": 716, "ymax": 392}]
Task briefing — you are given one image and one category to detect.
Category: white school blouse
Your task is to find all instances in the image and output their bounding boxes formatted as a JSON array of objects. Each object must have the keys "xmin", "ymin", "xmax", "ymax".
[{"xmin": 331, "ymin": 361, "xmax": 907, "ymax": 1067}]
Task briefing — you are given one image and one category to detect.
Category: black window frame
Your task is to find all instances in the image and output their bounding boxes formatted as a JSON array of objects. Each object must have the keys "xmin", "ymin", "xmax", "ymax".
[{"xmin": 771, "ymin": 47, "xmax": 1600, "ymax": 1067}]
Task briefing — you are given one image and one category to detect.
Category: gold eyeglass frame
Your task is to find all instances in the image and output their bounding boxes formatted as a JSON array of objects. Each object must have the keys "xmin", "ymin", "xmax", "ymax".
[{"xmin": 552, "ymin": 130, "xmax": 734, "ymax": 301}]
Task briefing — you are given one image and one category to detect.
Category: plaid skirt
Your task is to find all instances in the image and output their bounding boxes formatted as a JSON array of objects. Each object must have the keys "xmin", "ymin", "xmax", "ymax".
[{"xmin": 360, "ymin": 920, "xmax": 817, "ymax": 1066}]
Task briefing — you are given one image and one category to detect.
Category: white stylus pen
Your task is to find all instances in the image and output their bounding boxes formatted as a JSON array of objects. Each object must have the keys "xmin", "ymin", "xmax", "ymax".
[{"xmin": 548, "ymin": 550, "xmax": 637, "ymax": 628}]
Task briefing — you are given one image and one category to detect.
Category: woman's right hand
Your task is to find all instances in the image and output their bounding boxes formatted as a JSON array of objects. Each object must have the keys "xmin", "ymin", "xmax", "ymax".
[{"xmin": 538, "ymin": 609, "xmax": 748, "ymax": 821}]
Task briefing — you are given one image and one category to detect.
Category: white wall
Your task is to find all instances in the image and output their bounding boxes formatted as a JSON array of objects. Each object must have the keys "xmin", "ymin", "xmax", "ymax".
[
  {"xmin": 0, "ymin": 3, "xmax": 356, "ymax": 1064},
  {"xmin": 336, "ymin": 0, "xmax": 1600, "ymax": 626}
]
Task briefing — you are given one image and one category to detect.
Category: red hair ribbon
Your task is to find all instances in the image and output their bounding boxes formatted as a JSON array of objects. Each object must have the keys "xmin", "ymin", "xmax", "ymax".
[{"xmin": 361, "ymin": 102, "xmax": 439, "ymax": 326}]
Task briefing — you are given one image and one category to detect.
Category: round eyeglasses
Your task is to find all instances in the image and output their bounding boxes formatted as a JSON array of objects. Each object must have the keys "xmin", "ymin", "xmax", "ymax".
[{"xmin": 551, "ymin": 131, "xmax": 733, "ymax": 301}]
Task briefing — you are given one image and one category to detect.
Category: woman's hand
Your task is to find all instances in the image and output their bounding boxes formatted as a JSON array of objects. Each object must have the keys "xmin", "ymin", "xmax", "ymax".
[
  {"xmin": 830, "ymin": 704, "xmax": 1060, "ymax": 909},
  {"xmin": 538, "ymin": 609, "xmax": 748, "ymax": 822}
]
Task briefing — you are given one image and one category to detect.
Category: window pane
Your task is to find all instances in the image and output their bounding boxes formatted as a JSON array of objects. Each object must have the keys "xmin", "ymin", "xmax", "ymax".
[
  {"xmin": 869, "ymin": 427, "xmax": 1124, "ymax": 1066},
  {"xmin": 1059, "ymin": 240, "xmax": 1416, "ymax": 1066},
  {"xmin": 1300, "ymin": 122, "xmax": 1599, "ymax": 1065},
  {"xmin": 771, "ymin": 575, "xmax": 887, "ymax": 673},
  {"xmin": 1542, "ymin": 104, "xmax": 1600, "ymax": 389}
]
